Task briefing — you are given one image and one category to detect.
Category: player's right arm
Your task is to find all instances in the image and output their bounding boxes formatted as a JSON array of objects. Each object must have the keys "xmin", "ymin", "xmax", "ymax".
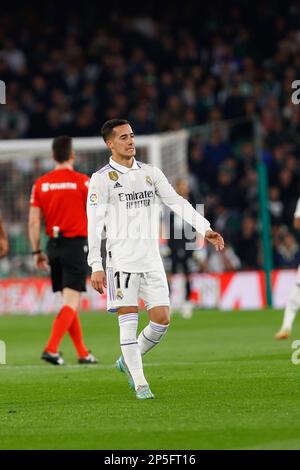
[
  {"xmin": 294, "ymin": 198, "xmax": 300, "ymax": 230},
  {"xmin": 87, "ymin": 172, "xmax": 108, "ymax": 294}
]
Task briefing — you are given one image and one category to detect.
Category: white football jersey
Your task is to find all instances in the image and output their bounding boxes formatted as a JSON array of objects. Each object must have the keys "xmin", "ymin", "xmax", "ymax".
[{"xmin": 87, "ymin": 157, "xmax": 211, "ymax": 273}]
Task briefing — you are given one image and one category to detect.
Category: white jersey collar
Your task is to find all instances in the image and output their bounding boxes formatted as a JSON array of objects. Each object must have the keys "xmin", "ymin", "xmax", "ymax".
[{"xmin": 109, "ymin": 157, "xmax": 140, "ymax": 174}]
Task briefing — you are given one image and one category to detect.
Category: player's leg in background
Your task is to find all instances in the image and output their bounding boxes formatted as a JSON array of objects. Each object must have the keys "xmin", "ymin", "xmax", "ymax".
[
  {"xmin": 166, "ymin": 272, "xmax": 173, "ymax": 311},
  {"xmin": 275, "ymin": 282, "xmax": 300, "ymax": 339},
  {"xmin": 169, "ymin": 252, "xmax": 178, "ymax": 315},
  {"xmin": 181, "ymin": 257, "xmax": 193, "ymax": 319}
]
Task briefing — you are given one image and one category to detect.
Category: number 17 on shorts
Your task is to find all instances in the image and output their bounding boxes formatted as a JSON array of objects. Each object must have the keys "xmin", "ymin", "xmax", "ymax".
[
  {"xmin": 106, "ymin": 267, "xmax": 170, "ymax": 312},
  {"xmin": 106, "ymin": 268, "xmax": 139, "ymax": 312}
]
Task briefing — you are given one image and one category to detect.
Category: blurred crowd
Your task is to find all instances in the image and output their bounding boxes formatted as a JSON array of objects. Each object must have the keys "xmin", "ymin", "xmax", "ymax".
[{"xmin": 1, "ymin": 1, "xmax": 300, "ymax": 274}]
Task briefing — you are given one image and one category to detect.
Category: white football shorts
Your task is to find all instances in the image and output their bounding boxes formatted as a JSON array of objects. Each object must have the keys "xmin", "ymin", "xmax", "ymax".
[{"xmin": 106, "ymin": 267, "xmax": 170, "ymax": 312}]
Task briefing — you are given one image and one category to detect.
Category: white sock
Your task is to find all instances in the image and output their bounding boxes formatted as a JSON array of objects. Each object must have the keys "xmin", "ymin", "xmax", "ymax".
[
  {"xmin": 119, "ymin": 313, "xmax": 147, "ymax": 389},
  {"xmin": 138, "ymin": 321, "xmax": 169, "ymax": 356},
  {"xmin": 282, "ymin": 284, "xmax": 300, "ymax": 331}
]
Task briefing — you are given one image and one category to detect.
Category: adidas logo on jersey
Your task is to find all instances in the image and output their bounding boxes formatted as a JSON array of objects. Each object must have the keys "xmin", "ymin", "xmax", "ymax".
[{"xmin": 114, "ymin": 182, "xmax": 122, "ymax": 188}]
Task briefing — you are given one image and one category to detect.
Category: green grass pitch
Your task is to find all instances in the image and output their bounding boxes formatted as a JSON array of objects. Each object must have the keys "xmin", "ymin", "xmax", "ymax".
[{"xmin": 0, "ymin": 309, "xmax": 300, "ymax": 450}]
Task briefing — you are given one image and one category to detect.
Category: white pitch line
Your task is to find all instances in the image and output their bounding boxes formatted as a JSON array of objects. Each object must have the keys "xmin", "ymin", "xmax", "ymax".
[{"xmin": 0, "ymin": 361, "xmax": 197, "ymax": 370}]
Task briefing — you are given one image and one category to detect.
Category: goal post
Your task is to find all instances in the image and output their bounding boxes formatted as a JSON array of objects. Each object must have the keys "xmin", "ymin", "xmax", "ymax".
[{"xmin": 0, "ymin": 130, "xmax": 189, "ymax": 178}]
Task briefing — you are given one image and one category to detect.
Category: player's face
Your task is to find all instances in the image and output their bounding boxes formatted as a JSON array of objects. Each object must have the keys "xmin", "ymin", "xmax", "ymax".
[{"xmin": 109, "ymin": 124, "xmax": 136, "ymax": 159}]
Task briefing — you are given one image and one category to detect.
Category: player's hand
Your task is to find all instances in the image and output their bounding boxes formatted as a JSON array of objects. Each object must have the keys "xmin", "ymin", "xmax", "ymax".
[
  {"xmin": 91, "ymin": 271, "xmax": 107, "ymax": 294},
  {"xmin": 205, "ymin": 230, "xmax": 225, "ymax": 251},
  {"xmin": 34, "ymin": 252, "xmax": 49, "ymax": 271},
  {"xmin": 0, "ymin": 237, "xmax": 9, "ymax": 257}
]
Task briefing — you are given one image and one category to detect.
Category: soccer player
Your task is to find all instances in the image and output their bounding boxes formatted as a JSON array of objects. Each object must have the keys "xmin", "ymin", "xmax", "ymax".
[
  {"xmin": 29, "ymin": 136, "xmax": 97, "ymax": 365},
  {"xmin": 0, "ymin": 215, "xmax": 9, "ymax": 257},
  {"xmin": 87, "ymin": 119, "xmax": 224, "ymax": 399},
  {"xmin": 275, "ymin": 198, "xmax": 300, "ymax": 339}
]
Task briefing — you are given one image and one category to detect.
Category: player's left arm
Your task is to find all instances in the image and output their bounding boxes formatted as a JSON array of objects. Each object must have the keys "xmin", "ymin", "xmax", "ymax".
[{"xmin": 154, "ymin": 167, "xmax": 224, "ymax": 251}]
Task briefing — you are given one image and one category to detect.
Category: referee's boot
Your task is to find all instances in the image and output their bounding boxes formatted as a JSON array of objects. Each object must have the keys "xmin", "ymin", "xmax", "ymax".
[
  {"xmin": 78, "ymin": 352, "xmax": 98, "ymax": 364},
  {"xmin": 41, "ymin": 350, "xmax": 65, "ymax": 366}
]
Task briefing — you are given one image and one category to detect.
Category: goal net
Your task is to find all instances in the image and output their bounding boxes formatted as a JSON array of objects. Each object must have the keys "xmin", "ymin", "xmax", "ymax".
[{"xmin": 0, "ymin": 130, "xmax": 189, "ymax": 278}]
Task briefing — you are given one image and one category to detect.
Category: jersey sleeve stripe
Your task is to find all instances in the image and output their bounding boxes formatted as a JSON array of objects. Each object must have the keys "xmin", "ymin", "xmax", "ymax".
[{"xmin": 97, "ymin": 164, "xmax": 110, "ymax": 175}]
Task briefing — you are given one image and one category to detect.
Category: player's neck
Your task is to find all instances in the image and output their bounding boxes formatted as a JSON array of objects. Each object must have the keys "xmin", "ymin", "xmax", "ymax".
[
  {"xmin": 55, "ymin": 162, "xmax": 73, "ymax": 170},
  {"xmin": 111, "ymin": 155, "xmax": 134, "ymax": 169}
]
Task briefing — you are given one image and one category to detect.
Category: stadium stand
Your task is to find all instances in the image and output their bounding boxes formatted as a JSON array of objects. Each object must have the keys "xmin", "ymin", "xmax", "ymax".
[{"xmin": 1, "ymin": 1, "xmax": 300, "ymax": 275}]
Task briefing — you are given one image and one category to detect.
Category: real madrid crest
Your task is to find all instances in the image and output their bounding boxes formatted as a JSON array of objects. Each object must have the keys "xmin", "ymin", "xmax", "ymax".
[
  {"xmin": 145, "ymin": 176, "xmax": 153, "ymax": 186},
  {"xmin": 108, "ymin": 171, "xmax": 119, "ymax": 181},
  {"xmin": 116, "ymin": 288, "xmax": 124, "ymax": 300}
]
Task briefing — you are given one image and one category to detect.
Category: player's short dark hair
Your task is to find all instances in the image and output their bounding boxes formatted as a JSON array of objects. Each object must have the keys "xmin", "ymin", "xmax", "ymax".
[
  {"xmin": 101, "ymin": 119, "xmax": 129, "ymax": 142},
  {"xmin": 52, "ymin": 136, "xmax": 73, "ymax": 162}
]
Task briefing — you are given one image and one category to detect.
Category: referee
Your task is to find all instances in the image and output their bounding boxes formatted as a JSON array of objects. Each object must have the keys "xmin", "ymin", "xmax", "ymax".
[{"xmin": 28, "ymin": 136, "xmax": 97, "ymax": 365}]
